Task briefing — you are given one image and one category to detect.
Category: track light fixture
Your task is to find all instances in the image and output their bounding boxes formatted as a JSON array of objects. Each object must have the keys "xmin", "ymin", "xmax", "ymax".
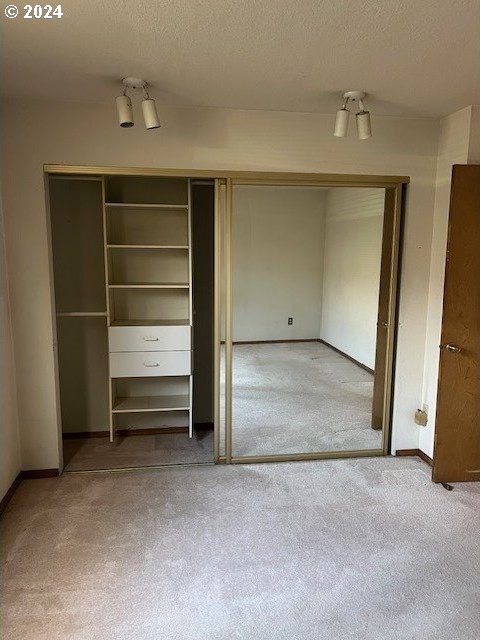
[
  {"xmin": 334, "ymin": 91, "xmax": 372, "ymax": 139},
  {"xmin": 115, "ymin": 77, "xmax": 161, "ymax": 130}
]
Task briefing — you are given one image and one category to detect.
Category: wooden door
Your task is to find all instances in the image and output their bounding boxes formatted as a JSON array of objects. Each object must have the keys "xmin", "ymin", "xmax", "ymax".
[
  {"xmin": 433, "ymin": 165, "xmax": 480, "ymax": 483},
  {"xmin": 371, "ymin": 189, "xmax": 396, "ymax": 430}
]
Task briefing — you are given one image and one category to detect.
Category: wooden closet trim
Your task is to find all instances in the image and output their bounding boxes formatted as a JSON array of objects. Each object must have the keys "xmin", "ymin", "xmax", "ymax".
[{"xmin": 45, "ymin": 165, "xmax": 409, "ymax": 186}]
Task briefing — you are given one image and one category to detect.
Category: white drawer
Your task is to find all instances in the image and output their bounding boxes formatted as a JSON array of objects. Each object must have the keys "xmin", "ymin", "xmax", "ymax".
[
  {"xmin": 109, "ymin": 351, "xmax": 191, "ymax": 378},
  {"xmin": 108, "ymin": 326, "xmax": 190, "ymax": 353}
]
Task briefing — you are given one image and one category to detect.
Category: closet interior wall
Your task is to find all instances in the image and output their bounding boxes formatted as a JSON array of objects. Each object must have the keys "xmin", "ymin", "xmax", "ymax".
[{"xmin": 191, "ymin": 182, "xmax": 215, "ymax": 427}]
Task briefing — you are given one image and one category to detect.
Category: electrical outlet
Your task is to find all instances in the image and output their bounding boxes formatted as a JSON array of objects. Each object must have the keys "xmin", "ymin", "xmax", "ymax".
[{"xmin": 288, "ymin": 317, "xmax": 293, "ymax": 325}]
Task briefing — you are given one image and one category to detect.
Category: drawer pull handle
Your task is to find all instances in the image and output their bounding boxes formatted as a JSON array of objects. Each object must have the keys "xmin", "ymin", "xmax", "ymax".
[
  {"xmin": 143, "ymin": 362, "xmax": 160, "ymax": 367},
  {"xmin": 143, "ymin": 336, "xmax": 159, "ymax": 341}
]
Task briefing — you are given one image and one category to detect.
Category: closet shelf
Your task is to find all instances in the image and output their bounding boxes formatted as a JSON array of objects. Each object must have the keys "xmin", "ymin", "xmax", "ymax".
[
  {"xmin": 105, "ymin": 203, "xmax": 188, "ymax": 210},
  {"xmin": 110, "ymin": 319, "xmax": 190, "ymax": 327},
  {"xmin": 112, "ymin": 394, "xmax": 190, "ymax": 413},
  {"xmin": 108, "ymin": 283, "xmax": 189, "ymax": 289},
  {"xmin": 107, "ymin": 244, "xmax": 189, "ymax": 250}
]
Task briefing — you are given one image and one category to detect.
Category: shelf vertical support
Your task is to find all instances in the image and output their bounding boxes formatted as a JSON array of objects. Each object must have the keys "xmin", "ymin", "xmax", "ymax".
[
  {"xmin": 213, "ymin": 179, "xmax": 221, "ymax": 462},
  {"xmin": 187, "ymin": 179, "xmax": 194, "ymax": 438},
  {"xmin": 101, "ymin": 177, "xmax": 115, "ymax": 443},
  {"xmin": 225, "ymin": 178, "xmax": 233, "ymax": 463}
]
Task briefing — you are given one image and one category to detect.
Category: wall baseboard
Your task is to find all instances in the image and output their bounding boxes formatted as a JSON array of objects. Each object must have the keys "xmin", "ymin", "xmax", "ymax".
[
  {"xmin": 1, "ymin": 468, "xmax": 60, "ymax": 516},
  {"xmin": 318, "ymin": 339, "xmax": 374, "ymax": 375},
  {"xmin": 63, "ymin": 430, "xmax": 109, "ymax": 439},
  {"xmin": 21, "ymin": 469, "xmax": 61, "ymax": 479},
  {"xmin": 226, "ymin": 339, "xmax": 319, "ymax": 345},
  {"xmin": 0, "ymin": 472, "xmax": 23, "ymax": 516},
  {"xmin": 396, "ymin": 448, "xmax": 433, "ymax": 467}
]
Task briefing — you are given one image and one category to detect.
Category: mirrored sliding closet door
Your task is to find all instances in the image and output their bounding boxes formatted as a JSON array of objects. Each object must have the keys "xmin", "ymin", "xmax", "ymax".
[{"xmin": 222, "ymin": 182, "xmax": 400, "ymax": 462}]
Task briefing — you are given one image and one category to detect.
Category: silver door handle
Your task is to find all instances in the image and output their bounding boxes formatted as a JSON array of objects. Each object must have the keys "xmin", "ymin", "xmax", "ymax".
[
  {"xmin": 444, "ymin": 344, "xmax": 461, "ymax": 353},
  {"xmin": 143, "ymin": 336, "xmax": 159, "ymax": 341}
]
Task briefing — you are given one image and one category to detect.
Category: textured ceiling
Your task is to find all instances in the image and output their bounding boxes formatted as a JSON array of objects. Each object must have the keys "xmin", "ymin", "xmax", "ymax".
[{"xmin": 1, "ymin": 0, "xmax": 479, "ymax": 117}]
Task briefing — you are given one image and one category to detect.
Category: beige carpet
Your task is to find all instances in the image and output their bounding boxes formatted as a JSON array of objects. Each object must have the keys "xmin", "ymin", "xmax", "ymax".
[
  {"xmin": 63, "ymin": 430, "xmax": 213, "ymax": 471},
  {"xmin": 1, "ymin": 457, "xmax": 479, "ymax": 640},
  {"xmin": 228, "ymin": 341, "xmax": 381, "ymax": 457}
]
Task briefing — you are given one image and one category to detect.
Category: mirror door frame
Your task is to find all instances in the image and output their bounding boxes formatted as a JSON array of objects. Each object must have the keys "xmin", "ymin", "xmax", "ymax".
[{"xmin": 217, "ymin": 176, "xmax": 405, "ymax": 464}]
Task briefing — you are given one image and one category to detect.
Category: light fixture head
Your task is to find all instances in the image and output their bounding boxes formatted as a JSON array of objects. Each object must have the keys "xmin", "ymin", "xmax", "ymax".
[
  {"xmin": 356, "ymin": 108, "xmax": 372, "ymax": 140},
  {"xmin": 142, "ymin": 98, "xmax": 161, "ymax": 130},
  {"xmin": 116, "ymin": 94, "xmax": 134, "ymax": 128},
  {"xmin": 334, "ymin": 108, "xmax": 350, "ymax": 137}
]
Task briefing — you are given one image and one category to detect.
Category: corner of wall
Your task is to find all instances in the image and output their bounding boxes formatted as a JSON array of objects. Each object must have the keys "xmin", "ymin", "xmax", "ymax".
[{"xmin": 419, "ymin": 105, "xmax": 475, "ymax": 458}]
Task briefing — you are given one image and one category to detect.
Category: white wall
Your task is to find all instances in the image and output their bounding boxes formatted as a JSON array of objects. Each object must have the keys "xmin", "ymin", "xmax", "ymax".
[
  {"xmin": 321, "ymin": 188, "xmax": 384, "ymax": 370},
  {"xmin": 0, "ymin": 192, "xmax": 21, "ymax": 500},
  {"xmin": 468, "ymin": 106, "xmax": 480, "ymax": 163},
  {"xmin": 0, "ymin": 96, "xmax": 440, "ymax": 468},
  {"xmin": 420, "ymin": 106, "xmax": 476, "ymax": 458},
  {"xmin": 232, "ymin": 186, "xmax": 325, "ymax": 341}
]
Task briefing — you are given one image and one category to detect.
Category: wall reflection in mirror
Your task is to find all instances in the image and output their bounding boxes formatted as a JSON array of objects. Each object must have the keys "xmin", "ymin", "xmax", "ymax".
[{"xmin": 230, "ymin": 185, "xmax": 390, "ymax": 458}]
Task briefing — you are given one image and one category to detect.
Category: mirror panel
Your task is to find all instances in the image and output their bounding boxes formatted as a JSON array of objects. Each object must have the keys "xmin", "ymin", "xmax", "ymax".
[{"xmin": 230, "ymin": 185, "xmax": 389, "ymax": 458}]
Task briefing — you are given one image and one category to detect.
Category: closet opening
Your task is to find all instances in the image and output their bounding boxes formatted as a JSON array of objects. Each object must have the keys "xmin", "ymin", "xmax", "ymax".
[
  {"xmin": 46, "ymin": 167, "xmax": 405, "ymax": 468},
  {"xmin": 47, "ymin": 174, "xmax": 215, "ymax": 471}
]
